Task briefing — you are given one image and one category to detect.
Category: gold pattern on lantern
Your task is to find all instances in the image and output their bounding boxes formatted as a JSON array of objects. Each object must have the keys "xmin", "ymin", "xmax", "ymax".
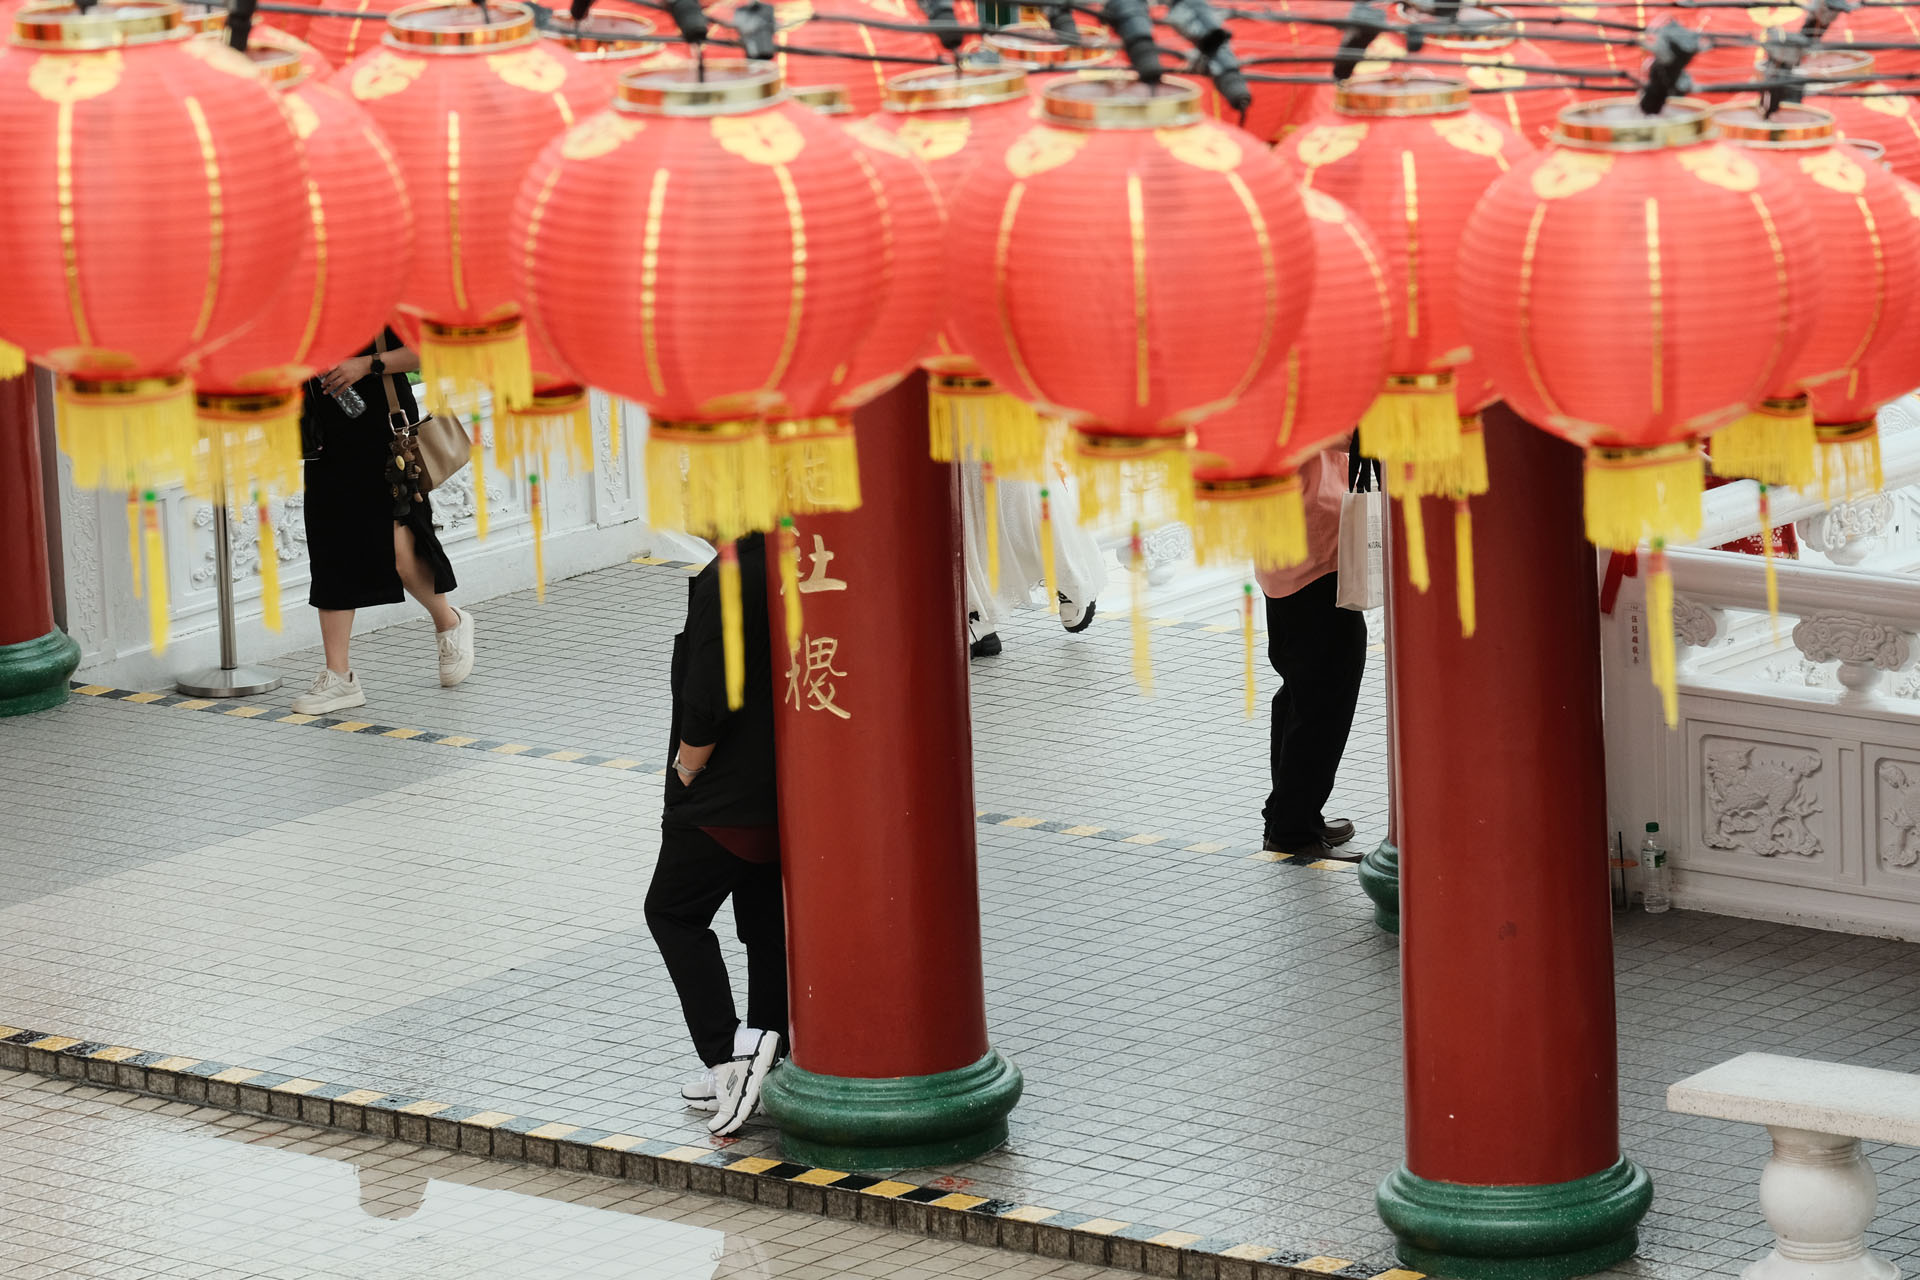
[
  {"xmin": 773, "ymin": 0, "xmax": 812, "ymax": 22},
  {"xmin": 1154, "ymin": 125, "xmax": 1241, "ymax": 172},
  {"xmin": 896, "ymin": 116, "xmax": 971, "ymax": 161},
  {"xmin": 488, "ymin": 48, "xmax": 568, "ymax": 93},
  {"xmin": 1292, "ymin": 122, "xmax": 1367, "ymax": 169},
  {"xmin": 1462, "ymin": 61, "xmax": 1525, "ymax": 92},
  {"xmin": 1432, "ymin": 112, "xmax": 1512, "ymax": 161},
  {"xmin": 1301, "ymin": 188, "xmax": 1348, "ymax": 223},
  {"xmin": 844, "ymin": 119, "xmax": 913, "ymax": 161},
  {"xmin": 29, "ymin": 51, "xmax": 123, "ymax": 104},
  {"xmin": 180, "ymin": 38, "xmax": 257, "ymax": 78},
  {"xmin": 712, "ymin": 113, "xmax": 806, "ymax": 166},
  {"xmin": 1747, "ymin": 5, "xmax": 1801, "ymax": 26},
  {"xmin": 1862, "ymin": 95, "xmax": 1912, "ymax": 119},
  {"xmin": 561, "ymin": 112, "xmax": 644, "ymax": 160},
  {"xmin": 1531, "ymin": 149, "xmax": 1612, "ymax": 200},
  {"xmin": 1677, "ymin": 147, "xmax": 1760, "ymax": 193},
  {"xmin": 284, "ymin": 94, "xmax": 320, "ymax": 140},
  {"xmin": 1799, "ymin": 148, "xmax": 1867, "ymax": 194},
  {"xmin": 351, "ymin": 51, "xmax": 427, "ymax": 101},
  {"xmin": 1005, "ymin": 125, "xmax": 1086, "ymax": 178}
]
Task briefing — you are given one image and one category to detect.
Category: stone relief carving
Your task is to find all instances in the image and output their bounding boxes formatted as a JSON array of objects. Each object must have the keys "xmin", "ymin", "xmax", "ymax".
[
  {"xmin": 1792, "ymin": 612, "xmax": 1912, "ymax": 670},
  {"xmin": 56, "ymin": 453, "xmax": 108, "ymax": 656},
  {"xmin": 1875, "ymin": 761, "xmax": 1920, "ymax": 870},
  {"xmin": 189, "ymin": 496, "xmax": 307, "ymax": 588},
  {"xmin": 1672, "ymin": 597, "xmax": 1722, "ymax": 648},
  {"xmin": 1702, "ymin": 742, "xmax": 1825, "ymax": 859},
  {"xmin": 1797, "ymin": 494, "xmax": 1894, "ymax": 566}
]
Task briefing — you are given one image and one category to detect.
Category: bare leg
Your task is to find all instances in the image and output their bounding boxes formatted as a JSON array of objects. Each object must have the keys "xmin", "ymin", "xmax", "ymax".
[
  {"xmin": 393, "ymin": 521, "xmax": 459, "ymax": 632},
  {"xmin": 319, "ymin": 608, "xmax": 355, "ymax": 674}
]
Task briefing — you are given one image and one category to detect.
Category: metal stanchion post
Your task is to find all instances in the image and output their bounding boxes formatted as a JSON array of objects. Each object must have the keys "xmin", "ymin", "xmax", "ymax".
[{"xmin": 176, "ymin": 429, "xmax": 282, "ymax": 699}]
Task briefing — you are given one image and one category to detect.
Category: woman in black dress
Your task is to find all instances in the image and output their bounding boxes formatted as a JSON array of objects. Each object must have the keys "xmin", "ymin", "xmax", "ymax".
[{"xmin": 290, "ymin": 328, "xmax": 476, "ymax": 715}]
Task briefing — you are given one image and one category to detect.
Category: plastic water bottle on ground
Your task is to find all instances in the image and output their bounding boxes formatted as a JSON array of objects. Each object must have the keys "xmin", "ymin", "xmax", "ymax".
[{"xmin": 1641, "ymin": 822, "xmax": 1670, "ymax": 914}]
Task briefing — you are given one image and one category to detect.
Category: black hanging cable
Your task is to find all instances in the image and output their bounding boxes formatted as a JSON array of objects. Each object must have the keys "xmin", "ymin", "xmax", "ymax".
[
  {"xmin": 1165, "ymin": 0, "xmax": 1251, "ymax": 110},
  {"xmin": 1638, "ymin": 21, "xmax": 1701, "ymax": 112},
  {"xmin": 916, "ymin": 0, "xmax": 967, "ymax": 52},
  {"xmin": 227, "ymin": 0, "xmax": 259, "ymax": 49},
  {"xmin": 1760, "ymin": 28, "xmax": 1810, "ymax": 113},
  {"xmin": 1331, "ymin": 1, "xmax": 1390, "ymax": 80},
  {"xmin": 1101, "ymin": 0, "xmax": 1165, "ymax": 80},
  {"xmin": 731, "ymin": 0, "xmax": 777, "ymax": 58}
]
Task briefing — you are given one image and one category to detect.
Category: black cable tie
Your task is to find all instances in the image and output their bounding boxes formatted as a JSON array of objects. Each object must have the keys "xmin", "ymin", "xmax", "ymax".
[
  {"xmin": 1638, "ymin": 22, "xmax": 1699, "ymax": 114},
  {"xmin": 228, "ymin": 0, "xmax": 259, "ymax": 50},
  {"xmin": 1101, "ymin": 0, "xmax": 1163, "ymax": 81},
  {"xmin": 916, "ymin": 0, "xmax": 965, "ymax": 51},
  {"xmin": 1332, "ymin": 1, "xmax": 1389, "ymax": 81},
  {"xmin": 666, "ymin": 0, "xmax": 710, "ymax": 46},
  {"xmin": 733, "ymin": 0, "xmax": 777, "ymax": 58},
  {"xmin": 568, "ymin": 0, "xmax": 594, "ymax": 25}
]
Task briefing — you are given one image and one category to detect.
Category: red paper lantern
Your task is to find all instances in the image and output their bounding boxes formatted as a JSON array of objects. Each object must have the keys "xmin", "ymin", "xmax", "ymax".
[
  {"xmin": 870, "ymin": 63, "xmax": 1048, "ymax": 472},
  {"xmin": 1200, "ymin": 1, "xmax": 1334, "ymax": 146},
  {"xmin": 543, "ymin": 1, "xmax": 680, "ymax": 99},
  {"xmin": 1825, "ymin": 4, "xmax": 1920, "ymax": 79},
  {"xmin": 1190, "ymin": 189, "xmax": 1393, "ymax": 571},
  {"xmin": 981, "ymin": 21, "xmax": 1119, "ymax": 92},
  {"xmin": 758, "ymin": 0, "xmax": 946, "ymax": 116},
  {"xmin": 946, "ymin": 74, "xmax": 1317, "ymax": 528},
  {"xmin": 306, "ymin": 0, "xmax": 404, "ymax": 66},
  {"xmin": 194, "ymin": 49, "xmax": 414, "ymax": 502},
  {"xmin": 1800, "ymin": 51, "xmax": 1920, "ymax": 185},
  {"xmin": 1709, "ymin": 102, "xmax": 1919, "ymax": 490},
  {"xmin": 246, "ymin": 24, "xmax": 333, "ymax": 77},
  {"xmin": 1284, "ymin": 74, "xmax": 1530, "ymax": 465},
  {"xmin": 1351, "ymin": 6, "xmax": 1578, "ymax": 144},
  {"xmin": 343, "ymin": 0, "xmax": 602, "ymax": 415},
  {"xmin": 1682, "ymin": 5, "xmax": 1790, "ymax": 94},
  {"xmin": 1532, "ymin": 3, "xmax": 1645, "ymax": 100},
  {"xmin": 518, "ymin": 62, "xmax": 887, "ymax": 538},
  {"xmin": 0, "ymin": 0, "xmax": 308, "ymax": 490}
]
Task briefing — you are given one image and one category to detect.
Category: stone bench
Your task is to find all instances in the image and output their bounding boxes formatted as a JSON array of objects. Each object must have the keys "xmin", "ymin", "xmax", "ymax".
[{"xmin": 1669, "ymin": 1052, "xmax": 1920, "ymax": 1280}]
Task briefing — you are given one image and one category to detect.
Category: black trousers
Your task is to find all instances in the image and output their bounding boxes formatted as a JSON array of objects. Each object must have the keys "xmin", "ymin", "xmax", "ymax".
[
  {"xmin": 1262, "ymin": 571, "xmax": 1368, "ymax": 848},
  {"xmin": 644, "ymin": 826, "xmax": 789, "ymax": 1068}
]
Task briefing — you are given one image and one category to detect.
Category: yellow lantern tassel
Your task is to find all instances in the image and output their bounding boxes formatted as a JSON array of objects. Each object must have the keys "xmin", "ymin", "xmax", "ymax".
[
  {"xmin": 647, "ymin": 419, "xmax": 776, "ymax": 542},
  {"xmin": 127, "ymin": 486, "xmax": 143, "ymax": 598},
  {"xmin": 469, "ymin": 415, "xmax": 490, "ymax": 541},
  {"xmin": 0, "ymin": 340, "xmax": 24, "ymax": 379},
  {"xmin": 1358, "ymin": 372, "xmax": 1462, "ymax": 465},
  {"xmin": 1711, "ymin": 396, "xmax": 1815, "ymax": 488},
  {"xmin": 1583, "ymin": 442, "xmax": 1705, "ymax": 552},
  {"xmin": 57, "ymin": 374, "xmax": 196, "ymax": 491},
  {"xmin": 1400, "ymin": 482, "xmax": 1430, "ymax": 592},
  {"xmin": 772, "ymin": 415, "xmax": 862, "ymax": 516},
  {"xmin": 1453, "ymin": 498, "xmax": 1476, "ymax": 638},
  {"xmin": 142, "ymin": 491, "xmax": 169, "ymax": 657},
  {"xmin": 256, "ymin": 489, "xmax": 282, "ymax": 633},
  {"xmin": 1130, "ymin": 522, "xmax": 1153, "ymax": 696},
  {"xmin": 1648, "ymin": 541, "xmax": 1678, "ymax": 728},
  {"xmin": 984, "ymin": 461, "xmax": 1001, "ymax": 595},
  {"xmin": 1191, "ymin": 476, "xmax": 1309, "ymax": 570},
  {"xmin": 1242, "ymin": 581, "xmax": 1257, "ymax": 719},
  {"xmin": 1072, "ymin": 431, "xmax": 1194, "ymax": 532},
  {"xmin": 719, "ymin": 539, "xmax": 746, "ymax": 712},
  {"xmin": 417, "ymin": 316, "xmax": 534, "ymax": 414},
  {"xmin": 1759, "ymin": 483, "xmax": 1779, "ymax": 640},
  {"xmin": 1408, "ymin": 415, "xmax": 1489, "ymax": 498},
  {"xmin": 530, "ymin": 468, "xmax": 546, "ymax": 603},
  {"xmin": 1040, "ymin": 486, "xmax": 1059, "ymax": 614},
  {"xmin": 778, "ymin": 517, "xmax": 804, "ymax": 659},
  {"xmin": 1813, "ymin": 418, "xmax": 1883, "ymax": 503},
  {"xmin": 927, "ymin": 372, "xmax": 1046, "ymax": 479}
]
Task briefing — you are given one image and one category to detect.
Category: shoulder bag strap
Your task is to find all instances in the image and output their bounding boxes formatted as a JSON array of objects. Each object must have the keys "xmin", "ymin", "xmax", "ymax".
[{"xmin": 372, "ymin": 331, "xmax": 408, "ymax": 428}]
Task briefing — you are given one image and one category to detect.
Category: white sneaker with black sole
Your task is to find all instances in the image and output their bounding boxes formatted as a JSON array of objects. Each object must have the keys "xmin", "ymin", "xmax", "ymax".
[
  {"xmin": 708, "ymin": 1030, "xmax": 782, "ymax": 1136},
  {"xmin": 681, "ymin": 1068, "xmax": 719, "ymax": 1113}
]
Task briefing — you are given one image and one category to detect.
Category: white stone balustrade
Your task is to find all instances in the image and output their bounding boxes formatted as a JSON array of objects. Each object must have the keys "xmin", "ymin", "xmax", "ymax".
[{"xmin": 1669, "ymin": 1053, "xmax": 1920, "ymax": 1280}]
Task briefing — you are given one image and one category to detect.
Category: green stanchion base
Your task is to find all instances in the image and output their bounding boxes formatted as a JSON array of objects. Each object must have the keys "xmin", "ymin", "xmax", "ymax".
[
  {"xmin": 0, "ymin": 628, "xmax": 81, "ymax": 718},
  {"xmin": 1378, "ymin": 1157, "xmax": 1653, "ymax": 1280},
  {"xmin": 1357, "ymin": 838, "xmax": 1400, "ymax": 935},
  {"xmin": 761, "ymin": 1049, "xmax": 1023, "ymax": 1171}
]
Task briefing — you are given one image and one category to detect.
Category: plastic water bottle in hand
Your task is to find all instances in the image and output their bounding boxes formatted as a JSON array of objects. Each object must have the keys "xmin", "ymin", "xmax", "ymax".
[
  {"xmin": 330, "ymin": 382, "xmax": 368, "ymax": 418},
  {"xmin": 1641, "ymin": 822, "xmax": 1670, "ymax": 914}
]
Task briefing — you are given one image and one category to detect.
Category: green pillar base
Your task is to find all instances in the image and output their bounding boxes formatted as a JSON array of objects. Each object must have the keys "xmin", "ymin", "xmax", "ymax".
[
  {"xmin": 1357, "ymin": 839, "xmax": 1400, "ymax": 935},
  {"xmin": 0, "ymin": 629, "xmax": 82, "ymax": 718},
  {"xmin": 761, "ymin": 1049, "xmax": 1023, "ymax": 1171},
  {"xmin": 1378, "ymin": 1157, "xmax": 1652, "ymax": 1280}
]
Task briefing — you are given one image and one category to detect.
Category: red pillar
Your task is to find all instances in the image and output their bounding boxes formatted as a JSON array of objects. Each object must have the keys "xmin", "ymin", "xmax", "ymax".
[
  {"xmin": 0, "ymin": 372, "xmax": 80, "ymax": 716},
  {"xmin": 1376, "ymin": 406, "xmax": 1649, "ymax": 1279},
  {"xmin": 759, "ymin": 374, "xmax": 1021, "ymax": 1169}
]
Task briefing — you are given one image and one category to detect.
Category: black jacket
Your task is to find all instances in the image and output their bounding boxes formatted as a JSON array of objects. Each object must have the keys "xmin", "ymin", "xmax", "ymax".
[{"xmin": 663, "ymin": 534, "xmax": 778, "ymax": 830}]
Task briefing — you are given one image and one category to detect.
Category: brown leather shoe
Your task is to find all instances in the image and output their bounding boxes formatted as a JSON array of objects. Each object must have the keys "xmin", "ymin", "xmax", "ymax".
[
  {"xmin": 1261, "ymin": 835, "xmax": 1365, "ymax": 862},
  {"xmin": 1323, "ymin": 818, "xmax": 1356, "ymax": 847}
]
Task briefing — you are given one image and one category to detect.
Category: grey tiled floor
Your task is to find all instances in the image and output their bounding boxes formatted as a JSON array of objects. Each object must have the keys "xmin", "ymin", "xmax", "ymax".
[
  {"xmin": 4, "ymin": 557, "xmax": 1917, "ymax": 1277},
  {"xmin": 0, "ymin": 1070, "xmax": 1128, "ymax": 1280}
]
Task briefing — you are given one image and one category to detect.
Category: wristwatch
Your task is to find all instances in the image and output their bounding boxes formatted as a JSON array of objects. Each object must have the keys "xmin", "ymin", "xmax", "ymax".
[{"xmin": 368, "ymin": 354, "xmax": 386, "ymax": 377}]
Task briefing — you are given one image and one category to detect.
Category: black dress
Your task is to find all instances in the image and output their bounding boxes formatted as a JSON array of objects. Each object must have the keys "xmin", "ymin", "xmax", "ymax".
[{"xmin": 302, "ymin": 329, "xmax": 457, "ymax": 611}]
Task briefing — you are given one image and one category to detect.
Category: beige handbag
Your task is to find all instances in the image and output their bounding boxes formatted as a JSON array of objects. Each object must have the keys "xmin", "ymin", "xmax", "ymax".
[{"xmin": 376, "ymin": 333, "xmax": 471, "ymax": 492}]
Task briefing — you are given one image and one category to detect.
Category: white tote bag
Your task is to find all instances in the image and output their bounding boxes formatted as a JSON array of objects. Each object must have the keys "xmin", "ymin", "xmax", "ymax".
[{"xmin": 1336, "ymin": 489, "xmax": 1384, "ymax": 611}]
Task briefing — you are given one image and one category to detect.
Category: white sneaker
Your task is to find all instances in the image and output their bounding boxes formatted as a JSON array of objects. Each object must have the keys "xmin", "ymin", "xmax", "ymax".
[
  {"xmin": 708, "ymin": 1030, "xmax": 782, "ymax": 1137},
  {"xmin": 437, "ymin": 608, "xmax": 474, "ymax": 688},
  {"xmin": 291, "ymin": 669, "xmax": 365, "ymax": 716},
  {"xmin": 681, "ymin": 1068, "xmax": 719, "ymax": 1112}
]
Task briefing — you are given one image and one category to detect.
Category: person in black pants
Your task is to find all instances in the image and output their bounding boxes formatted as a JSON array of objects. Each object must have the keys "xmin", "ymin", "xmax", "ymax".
[
  {"xmin": 1259, "ymin": 449, "xmax": 1368, "ymax": 861},
  {"xmin": 645, "ymin": 533, "xmax": 786, "ymax": 1137}
]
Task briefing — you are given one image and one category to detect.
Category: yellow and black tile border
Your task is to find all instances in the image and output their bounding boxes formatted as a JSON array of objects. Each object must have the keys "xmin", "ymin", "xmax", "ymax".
[
  {"xmin": 1, "ymin": 1025, "xmax": 1416, "ymax": 1280},
  {"xmin": 67, "ymin": 683, "xmax": 1363, "ymax": 876}
]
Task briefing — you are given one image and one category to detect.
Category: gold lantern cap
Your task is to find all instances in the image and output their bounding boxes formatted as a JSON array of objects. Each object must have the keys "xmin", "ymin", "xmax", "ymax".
[
  {"xmin": 791, "ymin": 83, "xmax": 852, "ymax": 114},
  {"xmin": 181, "ymin": 1, "xmax": 222, "ymax": 32},
  {"xmin": 619, "ymin": 60, "xmax": 786, "ymax": 115},
  {"xmin": 1553, "ymin": 97, "xmax": 1713, "ymax": 150},
  {"xmin": 984, "ymin": 21, "xmax": 1117, "ymax": 70},
  {"xmin": 12, "ymin": 0, "xmax": 187, "ymax": 50},
  {"xmin": 884, "ymin": 63, "xmax": 1028, "ymax": 110},
  {"xmin": 245, "ymin": 43, "xmax": 308, "ymax": 85},
  {"xmin": 1844, "ymin": 135, "xmax": 1891, "ymax": 169},
  {"xmin": 1713, "ymin": 102, "xmax": 1836, "ymax": 149},
  {"xmin": 1334, "ymin": 72, "xmax": 1469, "ymax": 117},
  {"xmin": 1801, "ymin": 48, "xmax": 1874, "ymax": 80},
  {"xmin": 546, "ymin": 10, "xmax": 659, "ymax": 57},
  {"xmin": 387, "ymin": 0, "xmax": 536, "ymax": 51},
  {"xmin": 1042, "ymin": 73, "xmax": 1201, "ymax": 129}
]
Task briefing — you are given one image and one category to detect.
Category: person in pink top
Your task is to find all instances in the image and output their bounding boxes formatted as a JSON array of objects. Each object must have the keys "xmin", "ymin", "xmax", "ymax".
[{"xmin": 1253, "ymin": 446, "xmax": 1367, "ymax": 862}]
